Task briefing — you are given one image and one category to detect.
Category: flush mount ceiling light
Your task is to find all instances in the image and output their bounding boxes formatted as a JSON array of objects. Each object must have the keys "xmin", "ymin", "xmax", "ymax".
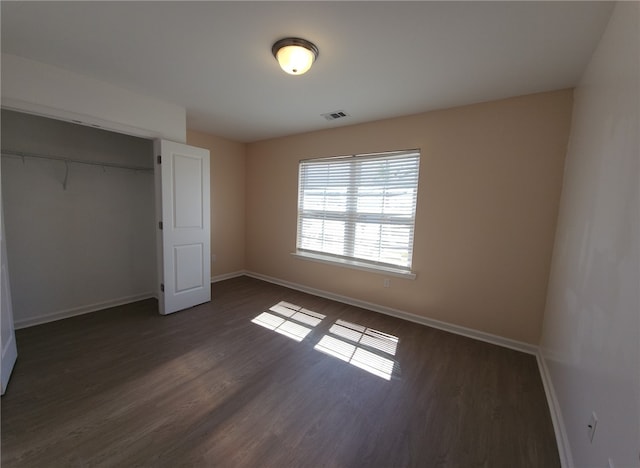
[{"xmin": 272, "ymin": 37, "xmax": 319, "ymax": 75}]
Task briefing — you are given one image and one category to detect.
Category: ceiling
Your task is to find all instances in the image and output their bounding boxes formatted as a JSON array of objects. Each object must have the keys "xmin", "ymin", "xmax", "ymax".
[{"xmin": 1, "ymin": 1, "xmax": 613, "ymax": 143}]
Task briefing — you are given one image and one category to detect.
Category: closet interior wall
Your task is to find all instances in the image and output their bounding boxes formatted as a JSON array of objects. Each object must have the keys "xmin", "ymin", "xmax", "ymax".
[{"xmin": 1, "ymin": 110, "xmax": 156, "ymax": 328}]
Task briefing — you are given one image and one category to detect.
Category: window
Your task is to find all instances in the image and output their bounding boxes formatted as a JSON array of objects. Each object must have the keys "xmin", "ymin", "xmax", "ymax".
[{"xmin": 296, "ymin": 149, "xmax": 420, "ymax": 275}]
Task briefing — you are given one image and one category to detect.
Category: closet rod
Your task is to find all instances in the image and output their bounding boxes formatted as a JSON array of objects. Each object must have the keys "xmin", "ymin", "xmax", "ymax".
[{"xmin": 1, "ymin": 149, "xmax": 154, "ymax": 172}]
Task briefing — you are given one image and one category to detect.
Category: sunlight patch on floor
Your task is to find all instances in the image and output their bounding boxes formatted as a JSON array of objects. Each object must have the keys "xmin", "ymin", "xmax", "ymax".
[
  {"xmin": 315, "ymin": 319, "xmax": 399, "ymax": 381},
  {"xmin": 252, "ymin": 301, "xmax": 399, "ymax": 380},
  {"xmin": 252, "ymin": 301, "xmax": 326, "ymax": 342}
]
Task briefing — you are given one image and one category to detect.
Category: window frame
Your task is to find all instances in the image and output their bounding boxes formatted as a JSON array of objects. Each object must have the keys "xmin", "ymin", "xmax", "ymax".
[{"xmin": 294, "ymin": 149, "xmax": 420, "ymax": 278}]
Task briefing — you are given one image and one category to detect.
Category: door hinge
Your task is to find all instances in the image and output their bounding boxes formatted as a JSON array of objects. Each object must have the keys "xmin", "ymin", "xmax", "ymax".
[
  {"xmin": 157, "ymin": 155, "xmax": 161, "ymax": 164},
  {"xmin": 160, "ymin": 283, "xmax": 164, "ymax": 292},
  {"xmin": 158, "ymin": 221, "xmax": 163, "ymax": 230}
]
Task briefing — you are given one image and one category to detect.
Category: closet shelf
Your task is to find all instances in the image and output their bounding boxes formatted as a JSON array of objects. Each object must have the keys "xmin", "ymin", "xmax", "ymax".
[{"xmin": 1, "ymin": 149, "xmax": 154, "ymax": 172}]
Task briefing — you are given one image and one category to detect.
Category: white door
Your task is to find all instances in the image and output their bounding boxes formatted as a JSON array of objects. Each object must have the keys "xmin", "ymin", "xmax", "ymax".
[
  {"xmin": 155, "ymin": 140, "xmax": 211, "ymax": 315},
  {"xmin": 1, "ymin": 164, "xmax": 18, "ymax": 394}
]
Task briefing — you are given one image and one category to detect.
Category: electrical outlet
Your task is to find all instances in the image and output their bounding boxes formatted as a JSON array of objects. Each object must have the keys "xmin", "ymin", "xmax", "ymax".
[
  {"xmin": 383, "ymin": 279, "xmax": 390, "ymax": 288},
  {"xmin": 587, "ymin": 411, "xmax": 598, "ymax": 443}
]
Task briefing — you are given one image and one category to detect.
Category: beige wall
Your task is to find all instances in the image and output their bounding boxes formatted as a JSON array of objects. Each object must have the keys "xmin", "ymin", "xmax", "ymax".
[
  {"xmin": 245, "ymin": 90, "xmax": 573, "ymax": 344},
  {"xmin": 187, "ymin": 130, "xmax": 246, "ymax": 278}
]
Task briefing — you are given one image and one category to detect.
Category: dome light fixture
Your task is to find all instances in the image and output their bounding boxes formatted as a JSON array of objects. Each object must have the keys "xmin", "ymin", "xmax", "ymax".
[{"xmin": 272, "ymin": 37, "xmax": 319, "ymax": 76}]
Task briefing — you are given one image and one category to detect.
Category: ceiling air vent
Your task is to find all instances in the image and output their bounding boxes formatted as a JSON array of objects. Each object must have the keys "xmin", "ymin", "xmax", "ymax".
[{"xmin": 321, "ymin": 110, "xmax": 350, "ymax": 121}]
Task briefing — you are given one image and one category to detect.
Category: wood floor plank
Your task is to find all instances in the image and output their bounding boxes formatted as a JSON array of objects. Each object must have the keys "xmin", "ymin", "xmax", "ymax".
[{"xmin": 1, "ymin": 276, "xmax": 559, "ymax": 467}]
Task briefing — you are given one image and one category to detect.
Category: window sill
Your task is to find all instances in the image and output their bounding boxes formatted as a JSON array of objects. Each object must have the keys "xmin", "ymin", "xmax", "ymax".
[{"xmin": 291, "ymin": 251, "xmax": 416, "ymax": 279}]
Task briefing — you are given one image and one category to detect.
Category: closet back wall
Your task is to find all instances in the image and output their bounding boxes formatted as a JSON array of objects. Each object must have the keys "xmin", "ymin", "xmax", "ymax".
[{"xmin": 1, "ymin": 110, "xmax": 156, "ymax": 328}]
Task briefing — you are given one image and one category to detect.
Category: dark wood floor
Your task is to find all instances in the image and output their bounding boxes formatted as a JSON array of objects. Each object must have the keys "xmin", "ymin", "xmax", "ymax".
[{"xmin": 1, "ymin": 276, "xmax": 559, "ymax": 467}]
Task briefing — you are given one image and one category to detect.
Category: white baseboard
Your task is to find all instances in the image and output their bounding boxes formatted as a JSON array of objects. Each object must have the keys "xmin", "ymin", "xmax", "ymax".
[
  {"xmin": 537, "ymin": 352, "xmax": 573, "ymax": 468},
  {"xmin": 244, "ymin": 271, "xmax": 538, "ymax": 355},
  {"xmin": 210, "ymin": 271, "xmax": 246, "ymax": 283},
  {"xmin": 14, "ymin": 292, "xmax": 156, "ymax": 329}
]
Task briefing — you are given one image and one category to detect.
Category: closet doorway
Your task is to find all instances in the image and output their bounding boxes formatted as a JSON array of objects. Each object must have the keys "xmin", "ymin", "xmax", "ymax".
[
  {"xmin": 1, "ymin": 110, "xmax": 158, "ymax": 329},
  {"xmin": 2, "ymin": 110, "xmax": 213, "ymax": 327}
]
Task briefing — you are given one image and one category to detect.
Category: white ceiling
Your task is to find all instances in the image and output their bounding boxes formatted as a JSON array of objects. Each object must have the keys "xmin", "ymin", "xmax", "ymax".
[{"xmin": 1, "ymin": 1, "xmax": 613, "ymax": 143}]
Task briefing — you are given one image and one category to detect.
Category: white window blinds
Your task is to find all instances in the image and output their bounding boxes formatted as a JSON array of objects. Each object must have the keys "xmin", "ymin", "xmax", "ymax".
[{"xmin": 297, "ymin": 149, "xmax": 420, "ymax": 271}]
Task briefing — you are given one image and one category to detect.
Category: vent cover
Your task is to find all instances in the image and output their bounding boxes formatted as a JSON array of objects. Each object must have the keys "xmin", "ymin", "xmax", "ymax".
[{"xmin": 321, "ymin": 110, "xmax": 350, "ymax": 121}]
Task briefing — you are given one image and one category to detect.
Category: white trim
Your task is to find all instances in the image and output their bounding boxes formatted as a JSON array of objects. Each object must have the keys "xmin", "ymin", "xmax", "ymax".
[
  {"xmin": 291, "ymin": 252, "xmax": 417, "ymax": 279},
  {"xmin": 14, "ymin": 292, "xmax": 156, "ymax": 329},
  {"xmin": 2, "ymin": 99, "xmax": 161, "ymax": 140},
  {"xmin": 536, "ymin": 352, "xmax": 573, "ymax": 468},
  {"xmin": 210, "ymin": 271, "xmax": 246, "ymax": 283},
  {"xmin": 244, "ymin": 271, "xmax": 537, "ymax": 355}
]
